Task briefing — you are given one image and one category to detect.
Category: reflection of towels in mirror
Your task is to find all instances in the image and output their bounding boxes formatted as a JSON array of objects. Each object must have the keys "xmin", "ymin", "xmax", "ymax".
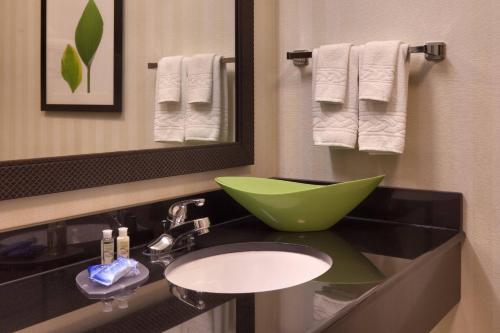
[
  {"xmin": 313, "ymin": 293, "xmax": 349, "ymax": 321},
  {"xmin": 164, "ymin": 301, "xmax": 235, "ymax": 333},
  {"xmin": 157, "ymin": 56, "xmax": 182, "ymax": 103},
  {"xmin": 185, "ymin": 55, "xmax": 229, "ymax": 142},
  {"xmin": 186, "ymin": 54, "xmax": 215, "ymax": 104},
  {"xmin": 154, "ymin": 56, "xmax": 185, "ymax": 142}
]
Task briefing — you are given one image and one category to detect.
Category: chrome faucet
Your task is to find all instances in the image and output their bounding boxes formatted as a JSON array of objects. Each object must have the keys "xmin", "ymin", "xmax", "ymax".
[
  {"xmin": 146, "ymin": 198, "xmax": 211, "ymax": 258},
  {"xmin": 167, "ymin": 198, "xmax": 210, "ymax": 234}
]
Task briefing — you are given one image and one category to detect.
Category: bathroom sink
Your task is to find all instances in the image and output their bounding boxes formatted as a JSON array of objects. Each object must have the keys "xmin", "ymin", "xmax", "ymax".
[
  {"xmin": 215, "ymin": 175, "xmax": 384, "ymax": 232},
  {"xmin": 164, "ymin": 242, "xmax": 332, "ymax": 294}
]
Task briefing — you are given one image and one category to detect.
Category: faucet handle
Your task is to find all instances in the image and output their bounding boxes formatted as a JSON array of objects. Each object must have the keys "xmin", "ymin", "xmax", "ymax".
[{"xmin": 168, "ymin": 198, "xmax": 206, "ymax": 227}]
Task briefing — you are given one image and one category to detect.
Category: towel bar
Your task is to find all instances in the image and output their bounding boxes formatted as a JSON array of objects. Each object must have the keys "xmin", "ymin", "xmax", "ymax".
[
  {"xmin": 287, "ymin": 42, "xmax": 445, "ymax": 66},
  {"xmin": 148, "ymin": 57, "xmax": 236, "ymax": 69}
]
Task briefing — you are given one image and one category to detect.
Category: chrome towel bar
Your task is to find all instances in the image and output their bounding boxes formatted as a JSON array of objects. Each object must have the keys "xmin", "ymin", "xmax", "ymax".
[
  {"xmin": 148, "ymin": 56, "xmax": 236, "ymax": 69},
  {"xmin": 287, "ymin": 42, "xmax": 445, "ymax": 66}
]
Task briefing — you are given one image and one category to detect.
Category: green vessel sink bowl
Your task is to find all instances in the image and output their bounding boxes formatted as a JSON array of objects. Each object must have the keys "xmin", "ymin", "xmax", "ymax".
[{"xmin": 215, "ymin": 175, "xmax": 384, "ymax": 232}]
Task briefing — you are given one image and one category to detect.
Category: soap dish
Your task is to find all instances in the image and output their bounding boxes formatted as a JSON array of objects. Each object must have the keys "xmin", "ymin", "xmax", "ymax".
[{"xmin": 75, "ymin": 262, "xmax": 150, "ymax": 299}]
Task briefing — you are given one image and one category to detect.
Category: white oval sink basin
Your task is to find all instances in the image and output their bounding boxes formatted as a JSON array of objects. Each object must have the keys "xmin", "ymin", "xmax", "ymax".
[{"xmin": 164, "ymin": 242, "xmax": 332, "ymax": 294}]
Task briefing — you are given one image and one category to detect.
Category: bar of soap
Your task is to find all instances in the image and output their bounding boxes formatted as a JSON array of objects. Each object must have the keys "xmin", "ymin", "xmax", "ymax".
[{"xmin": 88, "ymin": 257, "xmax": 138, "ymax": 286}]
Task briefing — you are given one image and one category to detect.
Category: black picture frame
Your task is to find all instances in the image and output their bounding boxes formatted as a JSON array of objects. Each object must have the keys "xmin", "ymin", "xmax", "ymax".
[
  {"xmin": 0, "ymin": 0, "xmax": 253, "ymax": 201},
  {"xmin": 41, "ymin": 0, "xmax": 123, "ymax": 112}
]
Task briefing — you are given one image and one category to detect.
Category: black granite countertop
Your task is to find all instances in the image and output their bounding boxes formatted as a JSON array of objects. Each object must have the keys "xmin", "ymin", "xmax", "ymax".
[{"xmin": 0, "ymin": 183, "xmax": 463, "ymax": 333}]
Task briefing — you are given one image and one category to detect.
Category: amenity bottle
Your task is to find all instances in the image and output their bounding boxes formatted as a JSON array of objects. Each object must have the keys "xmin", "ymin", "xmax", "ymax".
[
  {"xmin": 117, "ymin": 227, "xmax": 130, "ymax": 258},
  {"xmin": 101, "ymin": 229, "xmax": 114, "ymax": 264}
]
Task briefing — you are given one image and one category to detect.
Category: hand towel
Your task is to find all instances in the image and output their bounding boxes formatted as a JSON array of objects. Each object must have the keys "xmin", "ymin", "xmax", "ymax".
[
  {"xmin": 154, "ymin": 59, "xmax": 187, "ymax": 142},
  {"xmin": 358, "ymin": 43, "xmax": 410, "ymax": 154},
  {"xmin": 185, "ymin": 55, "xmax": 228, "ymax": 141},
  {"xmin": 156, "ymin": 56, "xmax": 182, "ymax": 103},
  {"xmin": 312, "ymin": 46, "xmax": 359, "ymax": 148},
  {"xmin": 314, "ymin": 43, "xmax": 352, "ymax": 104},
  {"xmin": 359, "ymin": 40, "xmax": 401, "ymax": 102},
  {"xmin": 186, "ymin": 53, "xmax": 216, "ymax": 104},
  {"xmin": 219, "ymin": 61, "xmax": 230, "ymax": 142}
]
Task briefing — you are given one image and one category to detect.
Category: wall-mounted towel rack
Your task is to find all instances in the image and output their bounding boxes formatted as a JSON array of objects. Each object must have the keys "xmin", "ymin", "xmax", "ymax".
[
  {"xmin": 286, "ymin": 42, "xmax": 445, "ymax": 66},
  {"xmin": 148, "ymin": 57, "xmax": 236, "ymax": 69}
]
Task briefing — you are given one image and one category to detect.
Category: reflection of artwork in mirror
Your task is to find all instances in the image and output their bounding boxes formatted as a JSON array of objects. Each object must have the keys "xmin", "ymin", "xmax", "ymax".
[{"xmin": 41, "ymin": 0, "xmax": 122, "ymax": 112}]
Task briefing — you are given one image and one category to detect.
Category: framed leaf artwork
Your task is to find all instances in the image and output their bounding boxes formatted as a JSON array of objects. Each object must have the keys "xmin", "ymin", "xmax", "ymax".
[{"xmin": 41, "ymin": 0, "xmax": 123, "ymax": 112}]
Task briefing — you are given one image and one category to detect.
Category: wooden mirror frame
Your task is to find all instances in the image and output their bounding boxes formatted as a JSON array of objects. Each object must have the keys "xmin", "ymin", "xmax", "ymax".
[{"xmin": 0, "ymin": 0, "xmax": 253, "ymax": 201}]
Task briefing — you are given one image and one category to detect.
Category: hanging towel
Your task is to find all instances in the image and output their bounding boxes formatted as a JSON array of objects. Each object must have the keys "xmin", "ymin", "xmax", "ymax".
[
  {"xmin": 186, "ymin": 53, "xmax": 216, "ymax": 104},
  {"xmin": 185, "ymin": 55, "xmax": 228, "ymax": 141},
  {"xmin": 359, "ymin": 40, "xmax": 401, "ymax": 102},
  {"xmin": 314, "ymin": 43, "xmax": 352, "ymax": 104},
  {"xmin": 156, "ymin": 56, "xmax": 182, "ymax": 103},
  {"xmin": 358, "ymin": 43, "xmax": 410, "ymax": 154},
  {"xmin": 219, "ymin": 61, "xmax": 230, "ymax": 142},
  {"xmin": 154, "ymin": 59, "xmax": 187, "ymax": 142},
  {"xmin": 312, "ymin": 46, "xmax": 360, "ymax": 148}
]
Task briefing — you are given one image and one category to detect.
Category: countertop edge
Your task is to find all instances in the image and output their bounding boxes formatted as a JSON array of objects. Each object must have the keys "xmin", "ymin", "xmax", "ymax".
[{"xmin": 320, "ymin": 231, "xmax": 465, "ymax": 332}]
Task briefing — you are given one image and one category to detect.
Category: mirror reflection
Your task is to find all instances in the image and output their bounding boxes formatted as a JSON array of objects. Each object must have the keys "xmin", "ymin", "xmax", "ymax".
[{"xmin": 0, "ymin": 0, "xmax": 236, "ymax": 162}]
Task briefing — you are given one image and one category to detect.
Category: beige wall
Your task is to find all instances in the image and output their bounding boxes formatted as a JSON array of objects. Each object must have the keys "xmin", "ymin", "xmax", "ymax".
[
  {"xmin": 0, "ymin": 0, "xmax": 278, "ymax": 231},
  {"xmin": 277, "ymin": 0, "xmax": 500, "ymax": 332},
  {"xmin": 0, "ymin": 0, "xmax": 235, "ymax": 161}
]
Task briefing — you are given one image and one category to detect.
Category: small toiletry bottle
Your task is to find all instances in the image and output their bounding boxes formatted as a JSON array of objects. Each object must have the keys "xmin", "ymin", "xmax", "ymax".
[
  {"xmin": 116, "ymin": 227, "xmax": 130, "ymax": 258},
  {"xmin": 101, "ymin": 229, "xmax": 114, "ymax": 264}
]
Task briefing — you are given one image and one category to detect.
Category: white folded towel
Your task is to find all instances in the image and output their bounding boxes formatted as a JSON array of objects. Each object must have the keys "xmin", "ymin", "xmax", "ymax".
[
  {"xmin": 156, "ymin": 56, "xmax": 182, "ymax": 103},
  {"xmin": 186, "ymin": 53, "xmax": 216, "ymax": 104},
  {"xmin": 185, "ymin": 55, "xmax": 228, "ymax": 141},
  {"xmin": 219, "ymin": 61, "xmax": 230, "ymax": 142},
  {"xmin": 358, "ymin": 43, "xmax": 410, "ymax": 154},
  {"xmin": 314, "ymin": 43, "xmax": 352, "ymax": 104},
  {"xmin": 312, "ymin": 46, "xmax": 359, "ymax": 148},
  {"xmin": 154, "ymin": 59, "xmax": 187, "ymax": 142},
  {"xmin": 359, "ymin": 40, "xmax": 401, "ymax": 102}
]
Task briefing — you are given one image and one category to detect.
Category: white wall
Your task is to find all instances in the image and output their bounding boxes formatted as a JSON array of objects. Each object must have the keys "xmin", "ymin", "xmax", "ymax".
[{"xmin": 277, "ymin": 0, "xmax": 500, "ymax": 332}]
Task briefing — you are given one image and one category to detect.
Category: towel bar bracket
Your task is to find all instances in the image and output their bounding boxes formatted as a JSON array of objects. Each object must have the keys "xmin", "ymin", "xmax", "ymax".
[
  {"xmin": 409, "ymin": 42, "xmax": 445, "ymax": 61},
  {"xmin": 287, "ymin": 50, "xmax": 312, "ymax": 66},
  {"xmin": 286, "ymin": 42, "xmax": 446, "ymax": 66}
]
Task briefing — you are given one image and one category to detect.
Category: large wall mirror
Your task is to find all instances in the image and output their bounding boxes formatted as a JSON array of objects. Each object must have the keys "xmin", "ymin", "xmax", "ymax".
[{"xmin": 0, "ymin": 0, "xmax": 253, "ymax": 200}]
